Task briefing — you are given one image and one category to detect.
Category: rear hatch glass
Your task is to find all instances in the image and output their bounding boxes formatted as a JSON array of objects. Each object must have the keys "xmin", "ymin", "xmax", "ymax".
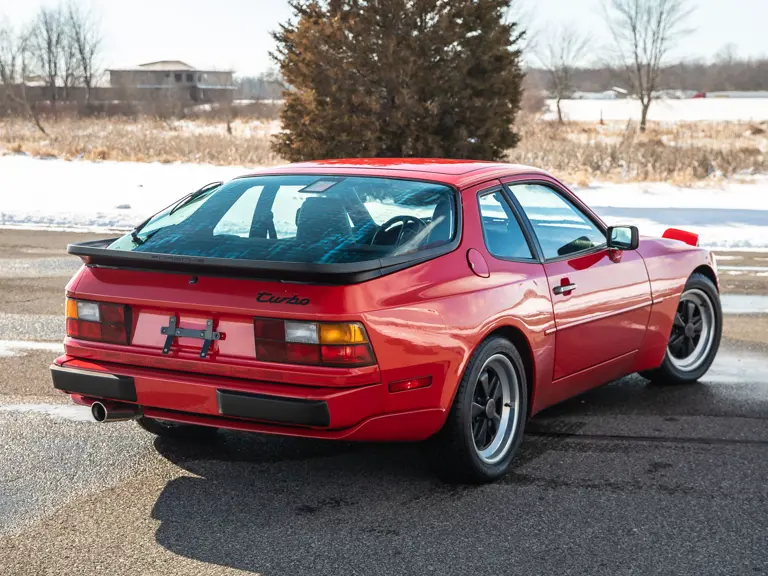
[{"xmin": 107, "ymin": 175, "xmax": 456, "ymax": 265}]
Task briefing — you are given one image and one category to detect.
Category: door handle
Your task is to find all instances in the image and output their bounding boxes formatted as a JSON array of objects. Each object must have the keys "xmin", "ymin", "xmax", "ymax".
[{"xmin": 553, "ymin": 283, "xmax": 577, "ymax": 295}]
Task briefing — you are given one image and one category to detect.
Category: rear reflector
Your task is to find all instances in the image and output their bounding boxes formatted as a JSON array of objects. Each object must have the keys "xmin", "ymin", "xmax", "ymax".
[
  {"xmin": 66, "ymin": 298, "xmax": 131, "ymax": 345},
  {"xmin": 320, "ymin": 344, "xmax": 374, "ymax": 366},
  {"xmin": 388, "ymin": 376, "xmax": 432, "ymax": 393},
  {"xmin": 253, "ymin": 318, "xmax": 375, "ymax": 367}
]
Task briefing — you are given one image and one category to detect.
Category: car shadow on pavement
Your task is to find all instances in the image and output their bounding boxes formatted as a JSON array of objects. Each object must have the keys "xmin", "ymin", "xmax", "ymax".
[
  {"xmin": 149, "ymin": 423, "xmax": 573, "ymax": 574},
  {"xmin": 148, "ymin": 353, "xmax": 767, "ymax": 574}
]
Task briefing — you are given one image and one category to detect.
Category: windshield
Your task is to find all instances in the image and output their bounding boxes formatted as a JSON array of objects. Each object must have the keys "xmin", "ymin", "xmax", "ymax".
[{"xmin": 108, "ymin": 175, "xmax": 457, "ymax": 265}]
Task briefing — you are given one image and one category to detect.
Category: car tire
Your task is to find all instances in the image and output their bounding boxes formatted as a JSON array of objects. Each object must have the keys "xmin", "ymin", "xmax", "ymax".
[
  {"xmin": 640, "ymin": 272, "xmax": 722, "ymax": 384},
  {"xmin": 427, "ymin": 336, "xmax": 528, "ymax": 484},
  {"xmin": 136, "ymin": 416, "xmax": 218, "ymax": 441}
]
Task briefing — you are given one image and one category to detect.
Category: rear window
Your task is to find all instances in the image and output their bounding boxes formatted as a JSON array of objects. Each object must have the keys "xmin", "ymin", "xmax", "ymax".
[{"xmin": 108, "ymin": 175, "xmax": 457, "ymax": 265}]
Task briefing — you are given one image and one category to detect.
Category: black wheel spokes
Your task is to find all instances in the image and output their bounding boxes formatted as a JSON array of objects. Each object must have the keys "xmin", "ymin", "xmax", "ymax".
[
  {"xmin": 669, "ymin": 330, "xmax": 686, "ymax": 356},
  {"xmin": 685, "ymin": 300, "xmax": 696, "ymax": 323},
  {"xmin": 472, "ymin": 368, "xmax": 502, "ymax": 450},
  {"xmin": 670, "ymin": 299, "xmax": 707, "ymax": 360}
]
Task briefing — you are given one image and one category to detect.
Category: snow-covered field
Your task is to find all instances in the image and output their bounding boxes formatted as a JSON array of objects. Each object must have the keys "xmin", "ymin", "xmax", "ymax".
[
  {"xmin": 546, "ymin": 98, "xmax": 768, "ymax": 123},
  {"xmin": 573, "ymin": 179, "xmax": 768, "ymax": 250},
  {"xmin": 0, "ymin": 155, "xmax": 766, "ymax": 250},
  {"xmin": 0, "ymin": 156, "xmax": 248, "ymax": 232}
]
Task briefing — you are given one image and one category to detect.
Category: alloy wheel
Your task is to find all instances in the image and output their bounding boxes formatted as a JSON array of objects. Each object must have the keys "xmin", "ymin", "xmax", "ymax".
[
  {"xmin": 470, "ymin": 354, "xmax": 520, "ymax": 464},
  {"xmin": 667, "ymin": 288, "xmax": 717, "ymax": 372}
]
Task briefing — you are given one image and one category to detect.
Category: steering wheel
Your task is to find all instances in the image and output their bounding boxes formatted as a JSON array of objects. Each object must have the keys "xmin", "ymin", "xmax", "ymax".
[{"xmin": 372, "ymin": 215, "xmax": 427, "ymax": 247}]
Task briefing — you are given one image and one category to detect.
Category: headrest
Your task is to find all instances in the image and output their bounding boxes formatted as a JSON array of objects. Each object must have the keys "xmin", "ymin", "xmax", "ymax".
[
  {"xmin": 295, "ymin": 197, "xmax": 351, "ymax": 243},
  {"xmin": 428, "ymin": 196, "xmax": 453, "ymax": 244}
]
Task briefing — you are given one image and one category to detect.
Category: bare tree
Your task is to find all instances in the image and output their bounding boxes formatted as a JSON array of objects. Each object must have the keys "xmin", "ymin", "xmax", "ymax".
[
  {"xmin": 0, "ymin": 21, "xmax": 22, "ymax": 86},
  {"xmin": 28, "ymin": 6, "xmax": 65, "ymax": 109},
  {"xmin": 536, "ymin": 28, "xmax": 590, "ymax": 124},
  {"xmin": 602, "ymin": 0, "xmax": 692, "ymax": 131},
  {"xmin": 0, "ymin": 22, "xmax": 48, "ymax": 134},
  {"xmin": 67, "ymin": 1, "xmax": 101, "ymax": 102},
  {"xmin": 61, "ymin": 22, "xmax": 78, "ymax": 99}
]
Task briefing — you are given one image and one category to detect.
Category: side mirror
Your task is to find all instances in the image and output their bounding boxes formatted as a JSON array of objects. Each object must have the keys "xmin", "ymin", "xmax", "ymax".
[{"xmin": 607, "ymin": 225, "xmax": 639, "ymax": 250}]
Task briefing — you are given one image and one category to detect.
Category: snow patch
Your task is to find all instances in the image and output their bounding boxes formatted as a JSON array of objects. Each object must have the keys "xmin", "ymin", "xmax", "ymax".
[
  {"xmin": 0, "ymin": 403, "xmax": 93, "ymax": 422},
  {"xmin": 718, "ymin": 266, "xmax": 768, "ymax": 272},
  {"xmin": 0, "ymin": 340, "xmax": 64, "ymax": 358},
  {"xmin": 546, "ymin": 98, "xmax": 768, "ymax": 123},
  {"xmin": 721, "ymin": 295, "xmax": 768, "ymax": 315}
]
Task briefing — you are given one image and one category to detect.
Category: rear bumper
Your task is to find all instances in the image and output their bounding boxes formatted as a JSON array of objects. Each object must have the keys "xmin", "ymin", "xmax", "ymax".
[{"xmin": 51, "ymin": 356, "xmax": 446, "ymax": 442}]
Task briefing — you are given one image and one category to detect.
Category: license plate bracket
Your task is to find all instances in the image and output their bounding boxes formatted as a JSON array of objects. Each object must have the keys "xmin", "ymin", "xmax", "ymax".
[{"xmin": 160, "ymin": 316, "xmax": 221, "ymax": 358}]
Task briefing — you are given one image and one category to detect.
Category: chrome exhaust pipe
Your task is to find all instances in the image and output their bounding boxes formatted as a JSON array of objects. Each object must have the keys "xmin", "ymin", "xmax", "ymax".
[{"xmin": 91, "ymin": 400, "xmax": 140, "ymax": 423}]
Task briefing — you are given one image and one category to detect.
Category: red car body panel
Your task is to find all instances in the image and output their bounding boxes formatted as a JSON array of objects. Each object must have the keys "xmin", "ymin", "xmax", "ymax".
[{"xmin": 53, "ymin": 160, "xmax": 717, "ymax": 441}]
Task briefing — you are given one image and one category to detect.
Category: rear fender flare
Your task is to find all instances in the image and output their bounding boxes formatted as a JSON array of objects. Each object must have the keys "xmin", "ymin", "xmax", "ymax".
[{"xmin": 446, "ymin": 319, "xmax": 535, "ymax": 417}]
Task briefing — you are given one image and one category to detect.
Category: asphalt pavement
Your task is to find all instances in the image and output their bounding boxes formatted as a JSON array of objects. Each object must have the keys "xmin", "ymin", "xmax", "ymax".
[{"xmin": 0, "ymin": 229, "xmax": 766, "ymax": 576}]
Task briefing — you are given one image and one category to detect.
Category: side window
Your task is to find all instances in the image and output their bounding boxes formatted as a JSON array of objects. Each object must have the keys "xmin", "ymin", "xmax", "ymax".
[
  {"xmin": 478, "ymin": 191, "xmax": 532, "ymax": 260},
  {"xmin": 213, "ymin": 185, "xmax": 263, "ymax": 237},
  {"xmin": 509, "ymin": 183, "xmax": 606, "ymax": 259}
]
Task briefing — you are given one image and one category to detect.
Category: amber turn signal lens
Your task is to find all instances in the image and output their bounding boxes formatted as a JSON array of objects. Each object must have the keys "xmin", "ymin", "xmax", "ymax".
[
  {"xmin": 65, "ymin": 298, "xmax": 78, "ymax": 319},
  {"xmin": 319, "ymin": 322, "xmax": 368, "ymax": 345}
]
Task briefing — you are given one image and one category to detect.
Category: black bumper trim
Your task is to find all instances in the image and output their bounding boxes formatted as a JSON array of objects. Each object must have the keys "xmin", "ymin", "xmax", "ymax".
[
  {"xmin": 217, "ymin": 389, "xmax": 330, "ymax": 427},
  {"xmin": 51, "ymin": 365, "xmax": 137, "ymax": 402}
]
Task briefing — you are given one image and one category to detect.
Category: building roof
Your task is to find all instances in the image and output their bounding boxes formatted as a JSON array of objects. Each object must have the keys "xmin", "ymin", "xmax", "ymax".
[
  {"xmin": 108, "ymin": 61, "xmax": 233, "ymax": 73},
  {"xmin": 241, "ymin": 159, "xmax": 551, "ymax": 189},
  {"xmin": 136, "ymin": 60, "xmax": 195, "ymax": 71}
]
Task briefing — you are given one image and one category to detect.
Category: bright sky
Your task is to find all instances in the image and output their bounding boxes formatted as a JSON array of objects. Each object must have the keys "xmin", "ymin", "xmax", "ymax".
[{"xmin": 0, "ymin": 0, "xmax": 765, "ymax": 77}]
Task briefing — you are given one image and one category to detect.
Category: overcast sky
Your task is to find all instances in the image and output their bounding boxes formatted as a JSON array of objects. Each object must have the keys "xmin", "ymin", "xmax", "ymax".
[{"xmin": 0, "ymin": 0, "xmax": 765, "ymax": 76}]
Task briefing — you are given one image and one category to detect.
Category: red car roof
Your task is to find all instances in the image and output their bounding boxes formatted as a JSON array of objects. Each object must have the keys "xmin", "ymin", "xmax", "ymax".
[{"xmin": 243, "ymin": 158, "xmax": 551, "ymax": 189}]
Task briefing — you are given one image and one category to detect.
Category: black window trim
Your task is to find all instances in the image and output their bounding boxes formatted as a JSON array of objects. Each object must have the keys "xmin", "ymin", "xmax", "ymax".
[
  {"xmin": 503, "ymin": 179, "xmax": 609, "ymax": 264},
  {"xmin": 476, "ymin": 185, "xmax": 538, "ymax": 264}
]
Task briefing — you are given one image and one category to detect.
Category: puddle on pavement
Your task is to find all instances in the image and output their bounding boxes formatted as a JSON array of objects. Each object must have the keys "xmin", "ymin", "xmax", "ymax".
[{"xmin": 721, "ymin": 294, "xmax": 768, "ymax": 315}]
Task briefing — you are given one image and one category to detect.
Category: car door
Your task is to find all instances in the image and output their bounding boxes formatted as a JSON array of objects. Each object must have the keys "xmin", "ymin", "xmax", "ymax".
[{"xmin": 503, "ymin": 180, "xmax": 652, "ymax": 384}]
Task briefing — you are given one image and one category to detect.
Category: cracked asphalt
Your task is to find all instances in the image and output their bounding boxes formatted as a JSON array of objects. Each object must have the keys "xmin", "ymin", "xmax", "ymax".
[{"xmin": 0, "ymin": 229, "xmax": 766, "ymax": 576}]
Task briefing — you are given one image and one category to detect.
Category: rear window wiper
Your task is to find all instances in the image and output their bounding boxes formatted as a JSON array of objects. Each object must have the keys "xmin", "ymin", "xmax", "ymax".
[
  {"xmin": 168, "ymin": 181, "xmax": 223, "ymax": 215},
  {"xmin": 130, "ymin": 215, "xmax": 153, "ymax": 245},
  {"xmin": 129, "ymin": 181, "xmax": 223, "ymax": 245},
  {"xmin": 130, "ymin": 226, "xmax": 161, "ymax": 246}
]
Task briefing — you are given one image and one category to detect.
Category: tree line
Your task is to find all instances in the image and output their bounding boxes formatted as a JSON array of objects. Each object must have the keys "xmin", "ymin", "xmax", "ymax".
[
  {"xmin": 0, "ymin": 1, "xmax": 100, "ymax": 130},
  {"xmin": 528, "ymin": 57, "xmax": 768, "ymax": 96}
]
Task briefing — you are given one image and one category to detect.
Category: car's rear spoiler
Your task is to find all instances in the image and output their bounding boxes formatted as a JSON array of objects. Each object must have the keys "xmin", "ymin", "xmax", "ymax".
[
  {"xmin": 662, "ymin": 228, "xmax": 699, "ymax": 247},
  {"xmin": 67, "ymin": 239, "xmax": 449, "ymax": 285}
]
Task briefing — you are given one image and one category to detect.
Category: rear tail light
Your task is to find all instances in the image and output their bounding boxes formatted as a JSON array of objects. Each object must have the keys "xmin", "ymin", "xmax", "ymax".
[
  {"xmin": 253, "ymin": 319, "xmax": 375, "ymax": 367},
  {"xmin": 66, "ymin": 298, "xmax": 131, "ymax": 345}
]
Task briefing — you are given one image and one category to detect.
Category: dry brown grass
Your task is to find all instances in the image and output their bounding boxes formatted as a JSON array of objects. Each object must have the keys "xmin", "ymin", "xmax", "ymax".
[
  {"xmin": 0, "ymin": 116, "xmax": 283, "ymax": 167},
  {"xmin": 1, "ymin": 114, "xmax": 765, "ymax": 182},
  {"xmin": 510, "ymin": 114, "xmax": 767, "ymax": 183}
]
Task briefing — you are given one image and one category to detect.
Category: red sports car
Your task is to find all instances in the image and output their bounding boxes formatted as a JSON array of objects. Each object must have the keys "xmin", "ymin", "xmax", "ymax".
[{"xmin": 52, "ymin": 159, "xmax": 722, "ymax": 482}]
